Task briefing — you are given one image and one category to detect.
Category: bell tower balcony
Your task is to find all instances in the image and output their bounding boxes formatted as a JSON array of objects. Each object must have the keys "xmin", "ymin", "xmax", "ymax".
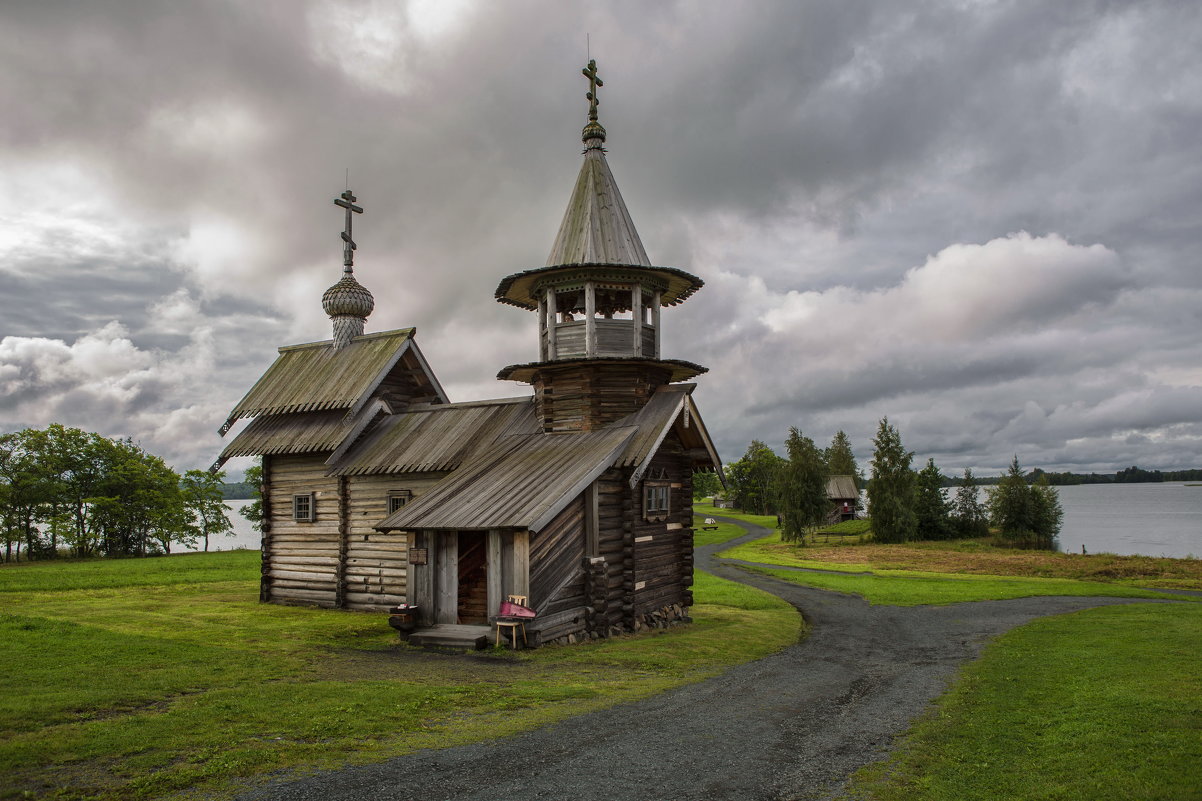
[{"xmin": 539, "ymin": 278, "xmax": 661, "ymax": 361}]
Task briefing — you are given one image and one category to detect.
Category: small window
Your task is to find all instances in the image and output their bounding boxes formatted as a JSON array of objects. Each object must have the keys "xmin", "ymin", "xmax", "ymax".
[
  {"xmin": 388, "ymin": 490, "xmax": 412, "ymax": 515},
  {"xmin": 292, "ymin": 493, "xmax": 314, "ymax": 522},
  {"xmin": 644, "ymin": 483, "xmax": 670, "ymax": 521}
]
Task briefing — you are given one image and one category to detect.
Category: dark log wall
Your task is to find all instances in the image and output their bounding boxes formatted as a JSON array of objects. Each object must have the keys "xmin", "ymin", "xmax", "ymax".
[
  {"xmin": 532, "ymin": 362, "xmax": 672, "ymax": 433},
  {"xmin": 526, "ymin": 496, "xmax": 589, "ymax": 645},
  {"xmin": 594, "ymin": 468, "xmax": 634, "ymax": 634},
  {"xmin": 631, "ymin": 431, "xmax": 694, "ymax": 616},
  {"xmin": 262, "ymin": 457, "xmax": 444, "ymax": 610}
]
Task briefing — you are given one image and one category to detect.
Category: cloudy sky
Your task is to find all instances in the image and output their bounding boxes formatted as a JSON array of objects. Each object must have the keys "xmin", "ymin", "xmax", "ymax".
[{"xmin": 2, "ymin": 0, "xmax": 1201, "ymax": 479}]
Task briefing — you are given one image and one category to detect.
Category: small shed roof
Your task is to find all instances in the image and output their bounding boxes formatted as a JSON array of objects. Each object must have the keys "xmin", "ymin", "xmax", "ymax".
[
  {"xmin": 217, "ymin": 410, "xmax": 347, "ymax": 461},
  {"xmin": 827, "ymin": 475, "xmax": 859, "ymax": 500},
  {"xmin": 376, "ymin": 426, "xmax": 636, "ymax": 532},
  {"xmin": 328, "ymin": 397, "xmax": 539, "ymax": 476},
  {"xmin": 220, "ymin": 329, "xmax": 447, "ymax": 433}
]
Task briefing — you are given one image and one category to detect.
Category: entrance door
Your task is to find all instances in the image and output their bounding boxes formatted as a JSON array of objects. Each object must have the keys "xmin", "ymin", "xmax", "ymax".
[{"xmin": 457, "ymin": 532, "xmax": 488, "ymax": 624}]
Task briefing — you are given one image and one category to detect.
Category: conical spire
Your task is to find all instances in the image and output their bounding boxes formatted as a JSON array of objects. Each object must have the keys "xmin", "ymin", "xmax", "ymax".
[
  {"xmin": 324, "ymin": 189, "xmax": 374, "ymax": 349},
  {"xmin": 545, "ymin": 59, "xmax": 651, "ymax": 268}
]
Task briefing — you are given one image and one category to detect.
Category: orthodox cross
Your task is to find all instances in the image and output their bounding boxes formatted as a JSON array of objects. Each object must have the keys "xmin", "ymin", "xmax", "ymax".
[
  {"xmin": 334, "ymin": 189, "xmax": 363, "ymax": 270},
  {"xmin": 582, "ymin": 59, "xmax": 603, "ymax": 121}
]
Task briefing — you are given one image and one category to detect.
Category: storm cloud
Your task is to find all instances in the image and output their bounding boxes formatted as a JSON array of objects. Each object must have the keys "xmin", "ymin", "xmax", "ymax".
[{"xmin": 2, "ymin": 0, "xmax": 1201, "ymax": 476}]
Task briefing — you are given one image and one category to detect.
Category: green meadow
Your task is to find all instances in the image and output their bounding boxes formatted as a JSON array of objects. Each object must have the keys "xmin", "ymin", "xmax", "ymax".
[{"xmin": 0, "ymin": 550, "xmax": 799, "ymax": 800}]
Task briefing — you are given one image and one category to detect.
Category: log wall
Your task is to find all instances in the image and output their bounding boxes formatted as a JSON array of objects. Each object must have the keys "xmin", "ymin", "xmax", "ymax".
[
  {"xmin": 262, "ymin": 456, "xmax": 445, "ymax": 610},
  {"xmin": 531, "ymin": 362, "xmax": 672, "ymax": 433}
]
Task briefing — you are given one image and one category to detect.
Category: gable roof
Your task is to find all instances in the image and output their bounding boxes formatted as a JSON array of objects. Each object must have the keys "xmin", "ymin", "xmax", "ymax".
[
  {"xmin": 328, "ymin": 397, "xmax": 539, "ymax": 476},
  {"xmin": 612, "ymin": 384, "xmax": 723, "ymax": 484},
  {"xmin": 219, "ymin": 328, "xmax": 447, "ymax": 434},
  {"xmin": 376, "ymin": 426, "xmax": 636, "ymax": 532},
  {"xmin": 827, "ymin": 475, "xmax": 859, "ymax": 500}
]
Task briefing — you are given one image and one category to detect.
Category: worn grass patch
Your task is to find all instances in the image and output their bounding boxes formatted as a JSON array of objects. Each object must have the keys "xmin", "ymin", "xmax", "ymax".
[
  {"xmin": 744, "ymin": 565, "xmax": 1201, "ymax": 606},
  {"xmin": 845, "ymin": 604, "xmax": 1202, "ymax": 801},
  {"xmin": 722, "ymin": 531, "xmax": 1202, "ymax": 590},
  {"xmin": 0, "ymin": 551, "xmax": 799, "ymax": 800}
]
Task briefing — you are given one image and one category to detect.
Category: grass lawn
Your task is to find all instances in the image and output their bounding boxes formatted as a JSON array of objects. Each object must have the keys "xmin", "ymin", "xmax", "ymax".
[
  {"xmin": 0, "ymin": 551, "xmax": 800, "ymax": 800},
  {"xmin": 722, "ymin": 530, "xmax": 1202, "ymax": 591},
  {"xmin": 745, "ymin": 565, "xmax": 1202, "ymax": 606},
  {"xmin": 845, "ymin": 603, "xmax": 1202, "ymax": 801}
]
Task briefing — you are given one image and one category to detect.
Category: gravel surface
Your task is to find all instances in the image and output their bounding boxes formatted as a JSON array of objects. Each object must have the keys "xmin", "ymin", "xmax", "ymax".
[{"xmin": 236, "ymin": 517, "xmax": 1180, "ymax": 801}]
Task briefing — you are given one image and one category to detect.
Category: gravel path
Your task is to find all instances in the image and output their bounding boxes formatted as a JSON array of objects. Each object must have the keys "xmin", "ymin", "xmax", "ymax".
[{"xmin": 237, "ymin": 518, "xmax": 1180, "ymax": 801}]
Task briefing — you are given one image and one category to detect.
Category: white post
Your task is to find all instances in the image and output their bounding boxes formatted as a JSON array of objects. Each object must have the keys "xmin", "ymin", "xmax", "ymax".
[
  {"xmin": 631, "ymin": 283, "xmax": 642, "ymax": 357},
  {"xmin": 651, "ymin": 290, "xmax": 662, "ymax": 358},
  {"xmin": 584, "ymin": 281, "xmax": 597, "ymax": 357},
  {"xmin": 546, "ymin": 289, "xmax": 558, "ymax": 360}
]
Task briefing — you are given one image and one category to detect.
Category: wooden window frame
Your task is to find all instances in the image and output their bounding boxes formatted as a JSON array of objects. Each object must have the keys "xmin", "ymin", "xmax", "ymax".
[
  {"xmin": 388, "ymin": 490, "xmax": 412, "ymax": 515},
  {"xmin": 292, "ymin": 493, "xmax": 315, "ymax": 522},
  {"xmin": 643, "ymin": 482, "xmax": 671, "ymax": 522}
]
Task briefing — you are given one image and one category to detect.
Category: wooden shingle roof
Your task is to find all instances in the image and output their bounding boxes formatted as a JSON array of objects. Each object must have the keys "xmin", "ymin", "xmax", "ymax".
[
  {"xmin": 218, "ymin": 411, "xmax": 347, "ymax": 460},
  {"xmin": 328, "ymin": 397, "xmax": 539, "ymax": 476},
  {"xmin": 375, "ymin": 426, "xmax": 636, "ymax": 532},
  {"xmin": 219, "ymin": 328, "xmax": 447, "ymax": 433},
  {"xmin": 545, "ymin": 144, "xmax": 650, "ymax": 268},
  {"xmin": 611, "ymin": 384, "xmax": 722, "ymax": 483},
  {"xmin": 827, "ymin": 475, "xmax": 859, "ymax": 500}
]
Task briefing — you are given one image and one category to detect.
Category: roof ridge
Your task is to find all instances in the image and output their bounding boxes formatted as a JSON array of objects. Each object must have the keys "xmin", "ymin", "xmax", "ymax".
[{"xmin": 277, "ymin": 327, "xmax": 416, "ymax": 353}]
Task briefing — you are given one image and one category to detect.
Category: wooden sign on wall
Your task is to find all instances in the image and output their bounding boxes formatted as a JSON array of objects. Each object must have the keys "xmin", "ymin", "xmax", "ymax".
[{"xmin": 408, "ymin": 548, "xmax": 428, "ymax": 566}]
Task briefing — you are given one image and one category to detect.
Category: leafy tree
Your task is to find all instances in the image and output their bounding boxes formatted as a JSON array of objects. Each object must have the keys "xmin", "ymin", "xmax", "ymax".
[
  {"xmin": 239, "ymin": 460, "xmax": 266, "ymax": 533},
  {"xmin": 725, "ymin": 441, "xmax": 784, "ymax": 515},
  {"xmin": 824, "ymin": 430, "xmax": 862, "ymax": 511},
  {"xmin": 952, "ymin": 468, "xmax": 989, "ymax": 537},
  {"xmin": 867, "ymin": 417, "xmax": 916, "ymax": 543},
  {"xmin": 182, "ymin": 469, "xmax": 234, "ymax": 552},
  {"xmin": 691, "ymin": 470, "xmax": 722, "ymax": 501},
  {"xmin": 914, "ymin": 458, "xmax": 952, "ymax": 540},
  {"xmin": 777, "ymin": 428, "xmax": 830, "ymax": 543},
  {"xmin": 0, "ymin": 430, "xmax": 51, "ymax": 561}
]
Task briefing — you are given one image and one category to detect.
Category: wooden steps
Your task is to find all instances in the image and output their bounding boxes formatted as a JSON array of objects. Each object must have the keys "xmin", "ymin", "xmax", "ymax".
[{"xmin": 407, "ymin": 624, "xmax": 491, "ymax": 650}]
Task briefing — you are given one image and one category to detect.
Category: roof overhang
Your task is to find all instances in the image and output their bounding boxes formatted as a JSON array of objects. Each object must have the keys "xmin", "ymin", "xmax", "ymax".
[
  {"xmin": 497, "ymin": 357, "xmax": 707, "ymax": 385},
  {"xmin": 494, "ymin": 263, "xmax": 704, "ymax": 311}
]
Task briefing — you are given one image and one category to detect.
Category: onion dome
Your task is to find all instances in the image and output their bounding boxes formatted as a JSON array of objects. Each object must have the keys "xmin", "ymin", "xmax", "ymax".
[{"xmin": 323, "ymin": 273, "xmax": 375, "ymax": 319}]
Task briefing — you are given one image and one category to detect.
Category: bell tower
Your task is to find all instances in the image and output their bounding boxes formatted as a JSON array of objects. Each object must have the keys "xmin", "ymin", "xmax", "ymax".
[{"xmin": 496, "ymin": 60, "xmax": 706, "ymax": 433}]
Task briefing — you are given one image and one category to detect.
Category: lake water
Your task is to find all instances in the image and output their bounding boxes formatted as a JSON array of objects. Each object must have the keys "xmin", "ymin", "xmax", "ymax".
[
  {"xmin": 197, "ymin": 486, "xmax": 1202, "ymax": 560},
  {"xmin": 1049, "ymin": 483, "xmax": 1201, "ymax": 559},
  {"xmin": 179, "ymin": 499, "xmax": 262, "ymax": 553}
]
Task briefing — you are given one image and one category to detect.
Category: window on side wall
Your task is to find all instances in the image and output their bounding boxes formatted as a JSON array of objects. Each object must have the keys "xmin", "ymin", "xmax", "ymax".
[
  {"xmin": 292, "ymin": 493, "xmax": 315, "ymax": 522},
  {"xmin": 388, "ymin": 490, "xmax": 412, "ymax": 515},
  {"xmin": 643, "ymin": 482, "xmax": 670, "ymax": 522}
]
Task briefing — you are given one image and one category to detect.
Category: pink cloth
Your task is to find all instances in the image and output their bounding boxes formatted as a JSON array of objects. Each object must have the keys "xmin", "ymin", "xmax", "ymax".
[{"xmin": 498, "ymin": 601, "xmax": 536, "ymax": 618}]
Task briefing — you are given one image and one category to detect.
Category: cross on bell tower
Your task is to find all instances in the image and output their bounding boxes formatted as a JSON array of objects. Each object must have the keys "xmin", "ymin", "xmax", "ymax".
[{"xmin": 494, "ymin": 60, "xmax": 706, "ymax": 432}]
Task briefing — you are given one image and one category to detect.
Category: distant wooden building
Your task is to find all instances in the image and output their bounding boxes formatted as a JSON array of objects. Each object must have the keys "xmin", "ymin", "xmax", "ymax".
[
  {"xmin": 827, "ymin": 475, "xmax": 859, "ymax": 522},
  {"xmin": 214, "ymin": 61, "xmax": 722, "ymax": 648}
]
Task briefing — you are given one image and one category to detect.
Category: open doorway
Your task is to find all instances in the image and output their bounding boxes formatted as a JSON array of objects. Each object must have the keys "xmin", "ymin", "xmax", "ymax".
[{"xmin": 457, "ymin": 532, "xmax": 488, "ymax": 624}]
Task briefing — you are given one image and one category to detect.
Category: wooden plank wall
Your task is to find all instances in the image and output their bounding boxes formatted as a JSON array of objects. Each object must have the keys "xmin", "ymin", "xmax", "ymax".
[
  {"xmin": 264, "ymin": 454, "xmax": 341, "ymax": 606},
  {"xmin": 263, "ymin": 458, "xmax": 445, "ymax": 611},
  {"xmin": 342, "ymin": 472, "xmax": 443, "ymax": 611}
]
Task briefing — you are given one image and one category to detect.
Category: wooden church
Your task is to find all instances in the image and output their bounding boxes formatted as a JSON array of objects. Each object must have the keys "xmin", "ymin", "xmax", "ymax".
[{"xmin": 214, "ymin": 61, "xmax": 722, "ymax": 648}]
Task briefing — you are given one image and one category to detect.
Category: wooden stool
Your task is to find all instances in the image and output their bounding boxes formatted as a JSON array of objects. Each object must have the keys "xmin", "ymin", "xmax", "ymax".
[{"xmin": 495, "ymin": 594, "xmax": 529, "ymax": 649}]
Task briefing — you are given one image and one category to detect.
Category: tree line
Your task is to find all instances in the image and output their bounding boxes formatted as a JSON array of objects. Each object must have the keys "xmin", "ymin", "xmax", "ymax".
[
  {"xmin": 712, "ymin": 418, "xmax": 1064, "ymax": 550},
  {"xmin": 0, "ymin": 424, "xmax": 233, "ymax": 562}
]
